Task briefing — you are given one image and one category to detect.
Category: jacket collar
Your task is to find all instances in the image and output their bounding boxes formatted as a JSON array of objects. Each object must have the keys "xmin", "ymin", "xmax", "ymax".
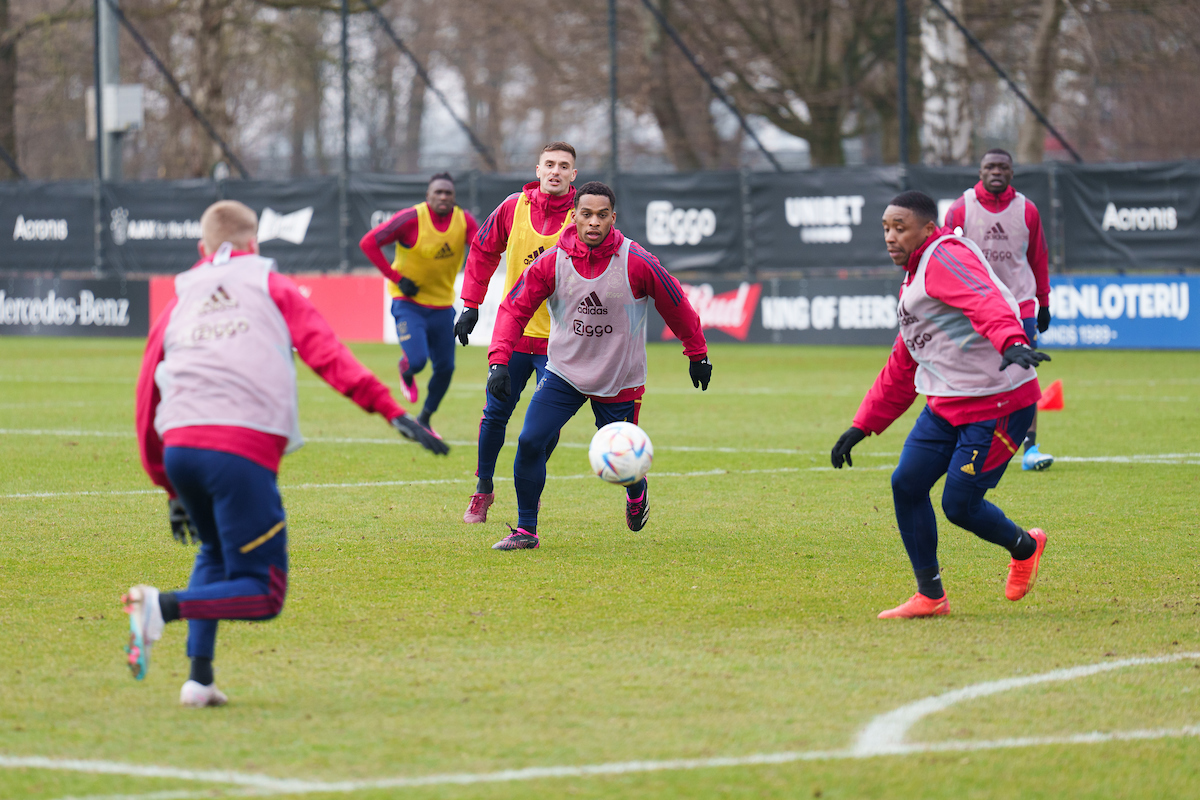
[
  {"xmin": 558, "ymin": 224, "xmax": 624, "ymax": 260},
  {"xmin": 523, "ymin": 180, "xmax": 577, "ymax": 215}
]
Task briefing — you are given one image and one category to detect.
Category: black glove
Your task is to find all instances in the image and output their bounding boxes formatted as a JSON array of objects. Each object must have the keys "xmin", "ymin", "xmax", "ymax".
[
  {"xmin": 487, "ymin": 363, "xmax": 511, "ymax": 401},
  {"xmin": 831, "ymin": 427, "xmax": 867, "ymax": 469},
  {"xmin": 1037, "ymin": 306, "xmax": 1051, "ymax": 334},
  {"xmin": 999, "ymin": 342, "xmax": 1051, "ymax": 371},
  {"xmin": 689, "ymin": 356, "xmax": 712, "ymax": 391},
  {"xmin": 455, "ymin": 307, "xmax": 479, "ymax": 346},
  {"xmin": 398, "ymin": 277, "xmax": 419, "ymax": 297},
  {"xmin": 390, "ymin": 413, "xmax": 450, "ymax": 455},
  {"xmin": 168, "ymin": 497, "xmax": 198, "ymax": 544}
]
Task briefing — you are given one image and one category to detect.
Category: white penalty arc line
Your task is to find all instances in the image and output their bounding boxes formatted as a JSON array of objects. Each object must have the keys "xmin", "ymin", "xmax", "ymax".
[
  {"xmin": 10, "ymin": 653, "xmax": 1200, "ymax": 800},
  {"xmin": 0, "ymin": 466, "xmax": 898, "ymax": 501}
]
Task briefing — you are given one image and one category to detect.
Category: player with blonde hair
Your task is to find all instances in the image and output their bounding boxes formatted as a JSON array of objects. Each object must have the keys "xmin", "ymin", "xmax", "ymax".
[{"xmin": 127, "ymin": 200, "xmax": 447, "ymax": 707}]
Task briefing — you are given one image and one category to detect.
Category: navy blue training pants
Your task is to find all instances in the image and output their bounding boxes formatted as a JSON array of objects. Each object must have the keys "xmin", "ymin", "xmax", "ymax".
[
  {"xmin": 164, "ymin": 447, "xmax": 289, "ymax": 660},
  {"xmin": 514, "ymin": 370, "xmax": 641, "ymax": 532},
  {"xmin": 476, "ymin": 351, "xmax": 552, "ymax": 485},
  {"xmin": 891, "ymin": 404, "xmax": 1035, "ymax": 574},
  {"xmin": 392, "ymin": 299, "xmax": 456, "ymax": 416}
]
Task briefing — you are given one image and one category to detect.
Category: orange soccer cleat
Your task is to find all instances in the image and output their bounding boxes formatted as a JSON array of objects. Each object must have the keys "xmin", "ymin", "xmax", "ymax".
[
  {"xmin": 877, "ymin": 592, "xmax": 950, "ymax": 619},
  {"xmin": 1006, "ymin": 528, "xmax": 1048, "ymax": 601}
]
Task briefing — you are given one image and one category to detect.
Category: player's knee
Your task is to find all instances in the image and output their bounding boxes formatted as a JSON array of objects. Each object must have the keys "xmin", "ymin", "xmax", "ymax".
[
  {"xmin": 890, "ymin": 467, "xmax": 923, "ymax": 501},
  {"xmin": 940, "ymin": 485, "xmax": 980, "ymax": 528}
]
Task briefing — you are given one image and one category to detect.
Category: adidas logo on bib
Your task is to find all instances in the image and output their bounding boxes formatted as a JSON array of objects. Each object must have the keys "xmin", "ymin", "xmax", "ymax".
[
  {"xmin": 434, "ymin": 243, "xmax": 454, "ymax": 259},
  {"xmin": 577, "ymin": 291, "xmax": 608, "ymax": 315},
  {"xmin": 985, "ymin": 222, "xmax": 1007, "ymax": 240}
]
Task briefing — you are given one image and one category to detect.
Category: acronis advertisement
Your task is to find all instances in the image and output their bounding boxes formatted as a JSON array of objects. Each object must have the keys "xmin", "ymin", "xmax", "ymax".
[{"xmin": 1041, "ymin": 275, "xmax": 1198, "ymax": 349}]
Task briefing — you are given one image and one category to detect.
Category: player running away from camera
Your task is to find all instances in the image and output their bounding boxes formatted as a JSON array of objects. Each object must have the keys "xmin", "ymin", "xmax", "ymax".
[
  {"xmin": 359, "ymin": 173, "xmax": 479, "ymax": 435},
  {"xmin": 486, "ymin": 181, "xmax": 712, "ymax": 551},
  {"xmin": 944, "ymin": 148, "xmax": 1054, "ymax": 471},
  {"xmin": 454, "ymin": 142, "xmax": 579, "ymax": 524},
  {"xmin": 830, "ymin": 191, "xmax": 1051, "ymax": 619},
  {"xmin": 129, "ymin": 201, "xmax": 448, "ymax": 707}
]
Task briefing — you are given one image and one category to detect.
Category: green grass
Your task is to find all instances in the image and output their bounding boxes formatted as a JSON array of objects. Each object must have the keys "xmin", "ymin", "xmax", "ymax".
[{"xmin": 1, "ymin": 338, "xmax": 1199, "ymax": 799}]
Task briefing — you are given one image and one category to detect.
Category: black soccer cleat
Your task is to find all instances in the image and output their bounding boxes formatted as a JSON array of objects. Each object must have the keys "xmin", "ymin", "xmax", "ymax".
[
  {"xmin": 492, "ymin": 524, "xmax": 540, "ymax": 550},
  {"xmin": 625, "ymin": 480, "xmax": 649, "ymax": 532}
]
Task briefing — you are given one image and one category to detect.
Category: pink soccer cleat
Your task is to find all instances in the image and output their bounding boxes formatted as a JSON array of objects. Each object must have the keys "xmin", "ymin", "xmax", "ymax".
[
  {"xmin": 398, "ymin": 356, "xmax": 419, "ymax": 404},
  {"xmin": 463, "ymin": 492, "xmax": 494, "ymax": 524}
]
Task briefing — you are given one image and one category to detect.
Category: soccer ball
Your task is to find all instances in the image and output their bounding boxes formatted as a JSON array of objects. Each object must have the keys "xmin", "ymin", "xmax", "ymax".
[{"xmin": 588, "ymin": 422, "xmax": 653, "ymax": 486}]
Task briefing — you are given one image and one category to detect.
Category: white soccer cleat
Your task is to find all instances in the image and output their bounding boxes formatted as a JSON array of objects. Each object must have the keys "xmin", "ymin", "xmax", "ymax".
[
  {"xmin": 180, "ymin": 680, "xmax": 229, "ymax": 708},
  {"xmin": 122, "ymin": 585, "xmax": 165, "ymax": 681}
]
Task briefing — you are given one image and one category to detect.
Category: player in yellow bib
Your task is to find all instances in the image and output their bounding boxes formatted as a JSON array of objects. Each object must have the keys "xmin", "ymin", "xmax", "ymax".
[
  {"xmin": 360, "ymin": 173, "xmax": 479, "ymax": 435},
  {"xmin": 455, "ymin": 143, "xmax": 578, "ymax": 523}
]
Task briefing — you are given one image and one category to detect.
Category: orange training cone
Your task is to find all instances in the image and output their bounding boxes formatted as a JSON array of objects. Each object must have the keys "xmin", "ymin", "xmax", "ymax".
[{"xmin": 1037, "ymin": 379, "xmax": 1064, "ymax": 411}]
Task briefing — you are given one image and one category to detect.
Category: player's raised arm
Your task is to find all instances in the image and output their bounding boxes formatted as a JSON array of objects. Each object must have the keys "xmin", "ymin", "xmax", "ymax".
[
  {"xmin": 358, "ymin": 207, "xmax": 419, "ymax": 286},
  {"xmin": 267, "ymin": 272, "xmax": 448, "ymax": 456}
]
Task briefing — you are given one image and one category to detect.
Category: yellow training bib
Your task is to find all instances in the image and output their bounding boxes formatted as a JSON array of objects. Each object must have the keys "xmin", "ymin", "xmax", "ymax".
[
  {"xmin": 389, "ymin": 203, "xmax": 467, "ymax": 306},
  {"xmin": 503, "ymin": 193, "xmax": 573, "ymax": 339}
]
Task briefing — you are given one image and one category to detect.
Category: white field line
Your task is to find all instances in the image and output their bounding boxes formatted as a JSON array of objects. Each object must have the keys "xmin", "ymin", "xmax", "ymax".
[
  {"xmin": 852, "ymin": 651, "xmax": 1200, "ymax": 754},
  {"xmin": 8, "ymin": 427, "xmax": 1200, "ymax": 465},
  {"xmin": 0, "ymin": 466, "xmax": 898, "ymax": 501},
  {"xmin": 8, "ymin": 653, "xmax": 1198, "ymax": 800},
  {"xmin": 0, "ymin": 428, "xmax": 833, "ymax": 456}
]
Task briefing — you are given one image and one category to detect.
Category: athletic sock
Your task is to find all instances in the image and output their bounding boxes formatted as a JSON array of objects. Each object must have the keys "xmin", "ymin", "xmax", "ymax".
[
  {"xmin": 1010, "ymin": 529, "xmax": 1037, "ymax": 560},
  {"xmin": 626, "ymin": 478, "xmax": 646, "ymax": 500},
  {"xmin": 159, "ymin": 592, "xmax": 180, "ymax": 623},
  {"xmin": 190, "ymin": 657, "xmax": 214, "ymax": 687},
  {"xmin": 1023, "ymin": 431, "xmax": 1037, "ymax": 452},
  {"xmin": 418, "ymin": 409, "xmax": 432, "ymax": 427},
  {"xmin": 913, "ymin": 566, "xmax": 945, "ymax": 600},
  {"xmin": 476, "ymin": 478, "xmax": 494, "ymax": 494}
]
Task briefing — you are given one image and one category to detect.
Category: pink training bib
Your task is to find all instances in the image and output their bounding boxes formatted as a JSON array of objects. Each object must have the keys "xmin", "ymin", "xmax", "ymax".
[
  {"xmin": 155, "ymin": 252, "xmax": 303, "ymax": 452},
  {"xmin": 546, "ymin": 239, "xmax": 648, "ymax": 397},
  {"xmin": 898, "ymin": 234, "xmax": 1037, "ymax": 398},
  {"xmin": 961, "ymin": 189, "xmax": 1035, "ymax": 308}
]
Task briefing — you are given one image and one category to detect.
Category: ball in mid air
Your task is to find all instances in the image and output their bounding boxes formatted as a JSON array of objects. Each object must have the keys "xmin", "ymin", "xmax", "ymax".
[{"xmin": 588, "ymin": 421, "xmax": 653, "ymax": 486}]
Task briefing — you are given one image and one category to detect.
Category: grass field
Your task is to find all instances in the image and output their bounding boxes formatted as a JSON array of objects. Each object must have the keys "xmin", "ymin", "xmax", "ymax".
[{"xmin": 1, "ymin": 337, "xmax": 1199, "ymax": 799}]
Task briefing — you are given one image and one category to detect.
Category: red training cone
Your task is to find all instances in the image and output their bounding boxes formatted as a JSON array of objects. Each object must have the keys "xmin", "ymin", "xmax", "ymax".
[{"xmin": 1037, "ymin": 379, "xmax": 1064, "ymax": 411}]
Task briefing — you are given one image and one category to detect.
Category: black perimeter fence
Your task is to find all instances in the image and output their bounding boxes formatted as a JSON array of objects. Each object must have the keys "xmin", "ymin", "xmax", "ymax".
[{"xmin": 2, "ymin": 160, "xmax": 1198, "ymax": 280}]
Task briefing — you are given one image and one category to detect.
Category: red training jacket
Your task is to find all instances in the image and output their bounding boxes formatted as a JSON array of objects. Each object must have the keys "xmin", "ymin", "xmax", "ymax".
[
  {"xmin": 460, "ymin": 181, "xmax": 577, "ymax": 355},
  {"xmin": 358, "ymin": 204, "xmax": 479, "ymax": 294},
  {"xmin": 944, "ymin": 181, "xmax": 1050, "ymax": 317},
  {"xmin": 852, "ymin": 230, "xmax": 1041, "ymax": 436},
  {"xmin": 136, "ymin": 253, "xmax": 405, "ymax": 497},
  {"xmin": 488, "ymin": 226, "xmax": 707, "ymax": 403}
]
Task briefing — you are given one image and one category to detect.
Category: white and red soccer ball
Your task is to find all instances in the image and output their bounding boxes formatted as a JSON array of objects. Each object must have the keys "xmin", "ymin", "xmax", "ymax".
[{"xmin": 588, "ymin": 422, "xmax": 653, "ymax": 486}]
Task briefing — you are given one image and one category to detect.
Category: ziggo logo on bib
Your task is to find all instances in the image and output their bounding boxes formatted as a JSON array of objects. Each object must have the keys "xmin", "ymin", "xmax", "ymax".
[
  {"xmin": 905, "ymin": 332, "xmax": 933, "ymax": 350},
  {"xmin": 573, "ymin": 320, "xmax": 614, "ymax": 337}
]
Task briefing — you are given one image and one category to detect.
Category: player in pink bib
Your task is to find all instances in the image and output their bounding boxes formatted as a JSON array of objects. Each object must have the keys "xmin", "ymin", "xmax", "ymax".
[
  {"xmin": 944, "ymin": 149, "xmax": 1054, "ymax": 470},
  {"xmin": 125, "ymin": 201, "xmax": 447, "ymax": 707},
  {"xmin": 484, "ymin": 182, "xmax": 711, "ymax": 550},
  {"xmin": 830, "ymin": 191, "xmax": 1051, "ymax": 619}
]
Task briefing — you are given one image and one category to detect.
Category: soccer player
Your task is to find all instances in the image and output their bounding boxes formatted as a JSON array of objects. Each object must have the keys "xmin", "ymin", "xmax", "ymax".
[
  {"xmin": 359, "ymin": 173, "xmax": 479, "ymax": 434},
  {"xmin": 485, "ymin": 181, "xmax": 711, "ymax": 551},
  {"xmin": 454, "ymin": 142, "xmax": 579, "ymax": 524},
  {"xmin": 944, "ymin": 149, "xmax": 1054, "ymax": 470},
  {"xmin": 129, "ymin": 200, "xmax": 448, "ymax": 707},
  {"xmin": 830, "ymin": 191, "xmax": 1050, "ymax": 619}
]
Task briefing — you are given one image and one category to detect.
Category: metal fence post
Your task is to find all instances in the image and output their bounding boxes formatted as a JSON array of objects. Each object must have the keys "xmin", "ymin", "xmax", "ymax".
[{"xmin": 740, "ymin": 167, "xmax": 755, "ymax": 279}]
